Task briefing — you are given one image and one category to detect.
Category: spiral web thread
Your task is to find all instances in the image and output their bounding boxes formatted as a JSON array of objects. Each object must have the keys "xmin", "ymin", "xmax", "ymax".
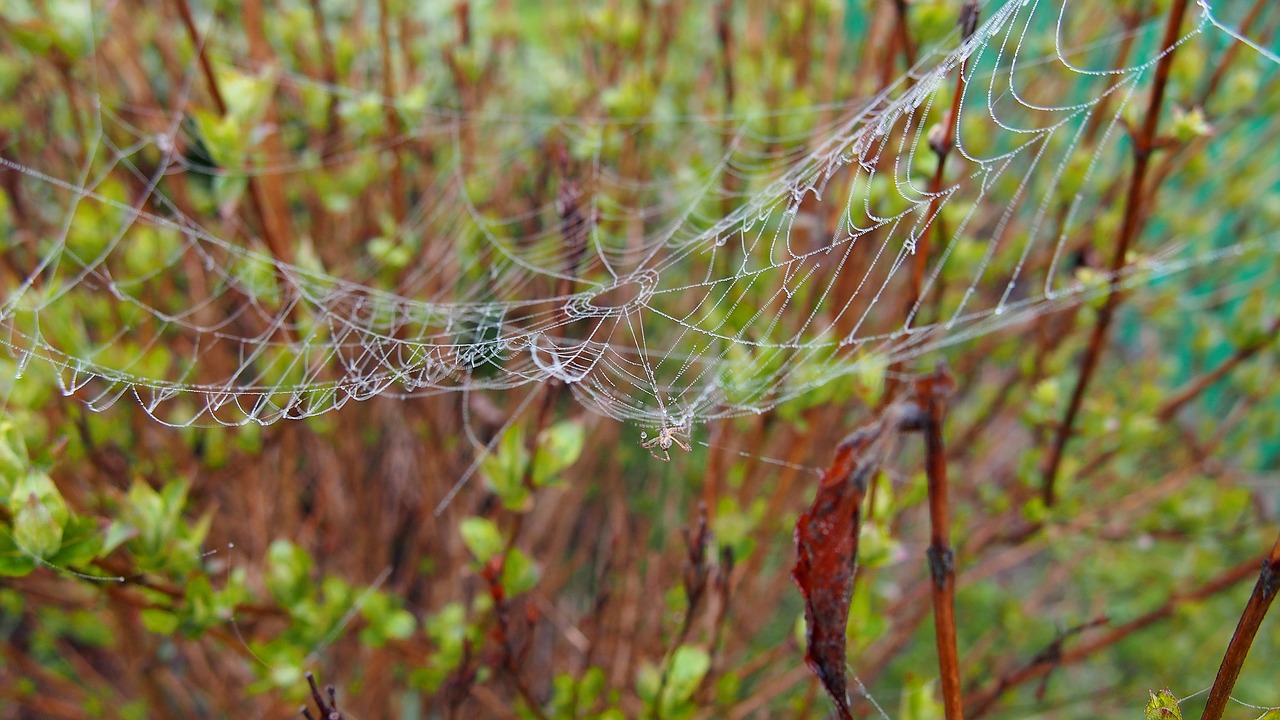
[{"xmin": 1, "ymin": 0, "xmax": 1278, "ymax": 433}]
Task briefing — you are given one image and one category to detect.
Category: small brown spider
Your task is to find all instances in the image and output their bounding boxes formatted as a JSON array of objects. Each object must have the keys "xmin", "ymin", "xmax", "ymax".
[{"xmin": 640, "ymin": 419, "xmax": 693, "ymax": 462}]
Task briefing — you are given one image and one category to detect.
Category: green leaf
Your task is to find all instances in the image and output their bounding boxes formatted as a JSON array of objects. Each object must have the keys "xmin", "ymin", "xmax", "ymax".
[
  {"xmin": 191, "ymin": 109, "xmax": 244, "ymax": 169},
  {"xmin": 857, "ymin": 521, "xmax": 901, "ymax": 569},
  {"xmin": 501, "ymin": 547, "xmax": 540, "ymax": 597},
  {"xmin": 1171, "ymin": 106, "xmax": 1213, "ymax": 142},
  {"xmin": 713, "ymin": 497, "xmax": 764, "ymax": 560},
  {"xmin": 124, "ymin": 480, "xmax": 163, "ymax": 546},
  {"xmin": 367, "ymin": 237, "xmax": 413, "ymax": 269},
  {"xmin": 716, "ymin": 672, "xmax": 741, "ymax": 705},
  {"xmin": 459, "ymin": 517, "xmax": 504, "ymax": 564},
  {"xmin": 140, "ymin": 608, "xmax": 180, "ymax": 635},
  {"xmin": 415, "ymin": 602, "xmax": 473, "ymax": 692},
  {"xmin": 0, "ymin": 526, "xmax": 38, "ymax": 576},
  {"xmin": 898, "ymin": 674, "xmax": 944, "ymax": 720},
  {"xmin": 47, "ymin": 514, "xmax": 103, "ymax": 567},
  {"xmin": 218, "ymin": 66, "xmax": 276, "ymax": 121},
  {"xmin": 636, "ymin": 661, "xmax": 662, "ymax": 705},
  {"xmin": 269, "ymin": 662, "xmax": 305, "ymax": 691},
  {"xmin": 357, "ymin": 590, "xmax": 415, "ymax": 647},
  {"xmin": 382, "ymin": 608, "xmax": 417, "ymax": 640},
  {"xmin": 0, "ymin": 418, "xmax": 28, "ymax": 492},
  {"xmin": 100, "ymin": 521, "xmax": 136, "ymax": 556},
  {"xmin": 532, "ymin": 420, "xmax": 585, "ymax": 487},
  {"xmin": 1145, "ymin": 689, "xmax": 1183, "ymax": 720},
  {"xmin": 211, "ymin": 174, "xmax": 248, "ymax": 209},
  {"xmin": 480, "ymin": 427, "xmax": 530, "ymax": 511},
  {"xmin": 10, "ymin": 472, "xmax": 70, "ymax": 558},
  {"xmin": 266, "ymin": 539, "xmax": 314, "ymax": 607},
  {"xmin": 182, "ymin": 575, "xmax": 217, "ymax": 634},
  {"xmin": 659, "ymin": 645, "xmax": 710, "ymax": 717}
]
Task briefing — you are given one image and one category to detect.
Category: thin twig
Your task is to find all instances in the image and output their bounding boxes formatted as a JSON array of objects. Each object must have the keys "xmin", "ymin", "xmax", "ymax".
[
  {"xmin": 1157, "ymin": 316, "xmax": 1280, "ymax": 422},
  {"xmin": 378, "ymin": 0, "xmax": 406, "ymax": 223},
  {"xmin": 172, "ymin": 0, "xmax": 293, "ymax": 265},
  {"xmin": 891, "ymin": 0, "xmax": 917, "ymax": 78},
  {"xmin": 909, "ymin": 2, "xmax": 977, "ymax": 323},
  {"xmin": 1039, "ymin": 0, "xmax": 1190, "ymax": 507}
]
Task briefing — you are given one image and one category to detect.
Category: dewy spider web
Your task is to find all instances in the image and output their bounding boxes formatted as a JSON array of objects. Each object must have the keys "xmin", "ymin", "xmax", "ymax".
[{"xmin": 0, "ymin": 0, "xmax": 1277, "ymax": 432}]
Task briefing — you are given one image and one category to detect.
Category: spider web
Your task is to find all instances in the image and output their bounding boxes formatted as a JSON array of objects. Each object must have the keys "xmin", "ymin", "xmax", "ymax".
[{"xmin": 1, "ymin": 0, "xmax": 1278, "ymax": 435}]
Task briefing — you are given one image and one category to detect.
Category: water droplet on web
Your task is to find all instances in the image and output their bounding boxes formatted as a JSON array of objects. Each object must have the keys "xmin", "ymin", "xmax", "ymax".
[{"xmin": 715, "ymin": 235, "xmax": 727, "ymax": 247}]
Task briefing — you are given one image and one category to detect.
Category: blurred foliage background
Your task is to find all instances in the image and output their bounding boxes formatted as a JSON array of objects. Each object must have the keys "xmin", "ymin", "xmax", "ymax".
[{"xmin": 1, "ymin": 0, "xmax": 1280, "ymax": 719}]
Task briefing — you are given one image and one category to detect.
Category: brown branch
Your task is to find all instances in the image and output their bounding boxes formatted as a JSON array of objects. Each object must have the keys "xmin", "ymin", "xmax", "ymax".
[
  {"xmin": 1157, "ymin": 315, "xmax": 1280, "ymax": 422},
  {"xmin": 909, "ymin": 2, "xmax": 977, "ymax": 323},
  {"xmin": 1055, "ymin": 315, "xmax": 1278, "ymax": 486},
  {"xmin": 378, "ymin": 0, "xmax": 406, "ymax": 224},
  {"xmin": 172, "ymin": 0, "xmax": 294, "ymax": 265},
  {"xmin": 1039, "ymin": 0, "xmax": 1190, "ymax": 507},
  {"xmin": 172, "ymin": 0, "xmax": 226, "ymax": 115},
  {"xmin": 306, "ymin": 0, "xmax": 342, "ymax": 138},
  {"xmin": 302, "ymin": 672, "xmax": 346, "ymax": 720},
  {"xmin": 918, "ymin": 365, "xmax": 963, "ymax": 720},
  {"xmin": 1080, "ymin": 13, "xmax": 1138, "ymax": 146},
  {"xmin": 892, "ymin": 0, "xmax": 918, "ymax": 76},
  {"xmin": 1200, "ymin": 530, "xmax": 1280, "ymax": 720},
  {"xmin": 652, "ymin": 504, "xmax": 713, "ymax": 717}
]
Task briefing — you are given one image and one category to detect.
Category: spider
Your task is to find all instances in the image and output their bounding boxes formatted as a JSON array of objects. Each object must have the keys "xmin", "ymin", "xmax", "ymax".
[{"xmin": 640, "ymin": 417, "xmax": 693, "ymax": 462}]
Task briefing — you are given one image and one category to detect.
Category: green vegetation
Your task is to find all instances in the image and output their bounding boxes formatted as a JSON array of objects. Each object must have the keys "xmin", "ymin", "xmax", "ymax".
[{"xmin": 1, "ymin": 1, "xmax": 1279, "ymax": 719}]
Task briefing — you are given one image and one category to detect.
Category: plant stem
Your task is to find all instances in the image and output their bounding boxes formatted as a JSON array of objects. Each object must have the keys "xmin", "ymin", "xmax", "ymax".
[
  {"xmin": 1199, "ymin": 530, "xmax": 1280, "ymax": 720},
  {"xmin": 1039, "ymin": 0, "xmax": 1190, "ymax": 507},
  {"xmin": 172, "ymin": 0, "xmax": 293, "ymax": 265},
  {"xmin": 891, "ymin": 0, "xmax": 917, "ymax": 79},
  {"xmin": 1157, "ymin": 316, "xmax": 1280, "ymax": 422},
  {"xmin": 306, "ymin": 0, "xmax": 341, "ymax": 138},
  {"xmin": 378, "ymin": 0, "xmax": 406, "ymax": 224},
  {"xmin": 918, "ymin": 366, "xmax": 963, "ymax": 720},
  {"xmin": 909, "ymin": 3, "xmax": 975, "ymax": 323}
]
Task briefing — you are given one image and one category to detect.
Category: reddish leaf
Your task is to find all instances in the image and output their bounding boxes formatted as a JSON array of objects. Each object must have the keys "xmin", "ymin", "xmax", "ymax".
[{"xmin": 794, "ymin": 406, "xmax": 917, "ymax": 719}]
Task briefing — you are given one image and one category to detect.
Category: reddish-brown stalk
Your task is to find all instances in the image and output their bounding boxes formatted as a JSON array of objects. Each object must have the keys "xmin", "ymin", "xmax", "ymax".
[
  {"xmin": 909, "ymin": 2, "xmax": 978, "ymax": 322},
  {"xmin": 1040, "ymin": 0, "xmax": 1191, "ymax": 507},
  {"xmin": 378, "ymin": 0, "xmax": 407, "ymax": 224},
  {"xmin": 1199, "ymin": 530, "xmax": 1280, "ymax": 720},
  {"xmin": 918, "ymin": 367, "xmax": 963, "ymax": 720}
]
